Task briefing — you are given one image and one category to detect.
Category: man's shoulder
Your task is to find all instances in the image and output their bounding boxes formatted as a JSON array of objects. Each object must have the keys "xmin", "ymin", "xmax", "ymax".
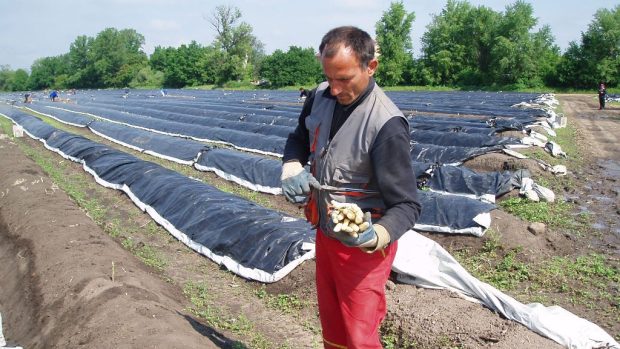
[{"xmin": 371, "ymin": 86, "xmax": 403, "ymax": 117}]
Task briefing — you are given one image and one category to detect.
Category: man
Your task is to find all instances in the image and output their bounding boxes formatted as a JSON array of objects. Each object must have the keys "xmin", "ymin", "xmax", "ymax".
[
  {"xmin": 299, "ymin": 87, "xmax": 309, "ymax": 99},
  {"xmin": 598, "ymin": 81, "xmax": 607, "ymax": 110},
  {"xmin": 281, "ymin": 26, "xmax": 420, "ymax": 349},
  {"xmin": 49, "ymin": 90, "xmax": 59, "ymax": 102}
]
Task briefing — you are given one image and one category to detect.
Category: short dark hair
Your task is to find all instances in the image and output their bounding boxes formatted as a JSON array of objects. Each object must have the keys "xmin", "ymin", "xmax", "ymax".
[{"xmin": 319, "ymin": 26, "xmax": 375, "ymax": 68}]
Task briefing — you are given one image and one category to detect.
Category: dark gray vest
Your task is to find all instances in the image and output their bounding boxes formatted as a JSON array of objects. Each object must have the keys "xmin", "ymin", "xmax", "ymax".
[{"xmin": 305, "ymin": 81, "xmax": 407, "ymax": 235}]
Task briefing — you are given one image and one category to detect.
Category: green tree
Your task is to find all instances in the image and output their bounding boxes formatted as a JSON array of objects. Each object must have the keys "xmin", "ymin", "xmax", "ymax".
[
  {"xmin": 421, "ymin": 0, "xmax": 480, "ymax": 85},
  {"xmin": 259, "ymin": 46, "xmax": 322, "ymax": 88},
  {"xmin": 0, "ymin": 65, "xmax": 13, "ymax": 91},
  {"xmin": 89, "ymin": 28, "xmax": 148, "ymax": 87},
  {"xmin": 489, "ymin": 1, "xmax": 536, "ymax": 86},
  {"xmin": 420, "ymin": 0, "xmax": 559, "ymax": 88},
  {"xmin": 150, "ymin": 42, "xmax": 208, "ymax": 87},
  {"xmin": 129, "ymin": 66, "xmax": 164, "ymax": 88},
  {"xmin": 29, "ymin": 54, "xmax": 70, "ymax": 90},
  {"xmin": 207, "ymin": 5, "xmax": 264, "ymax": 83},
  {"xmin": 0, "ymin": 66, "xmax": 30, "ymax": 91},
  {"xmin": 10, "ymin": 69, "xmax": 30, "ymax": 91},
  {"xmin": 67, "ymin": 35, "xmax": 98, "ymax": 88},
  {"xmin": 558, "ymin": 5, "xmax": 620, "ymax": 88},
  {"xmin": 375, "ymin": 1, "xmax": 416, "ymax": 86}
]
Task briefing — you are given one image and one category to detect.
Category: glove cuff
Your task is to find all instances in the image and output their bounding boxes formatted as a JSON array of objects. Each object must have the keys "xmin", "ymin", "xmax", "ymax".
[
  {"xmin": 281, "ymin": 161, "xmax": 304, "ymax": 180},
  {"xmin": 360, "ymin": 224, "xmax": 391, "ymax": 253}
]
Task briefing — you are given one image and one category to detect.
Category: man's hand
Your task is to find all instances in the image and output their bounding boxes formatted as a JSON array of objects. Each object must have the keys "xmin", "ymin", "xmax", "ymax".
[
  {"xmin": 335, "ymin": 224, "xmax": 378, "ymax": 248},
  {"xmin": 281, "ymin": 161, "xmax": 320, "ymax": 203},
  {"xmin": 329, "ymin": 212, "xmax": 391, "ymax": 251}
]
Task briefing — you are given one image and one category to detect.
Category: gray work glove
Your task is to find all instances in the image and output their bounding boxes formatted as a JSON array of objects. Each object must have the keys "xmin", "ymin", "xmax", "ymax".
[
  {"xmin": 337, "ymin": 226, "xmax": 378, "ymax": 248},
  {"xmin": 281, "ymin": 161, "xmax": 320, "ymax": 204},
  {"xmin": 328, "ymin": 210, "xmax": 391, "ymax": 251}
]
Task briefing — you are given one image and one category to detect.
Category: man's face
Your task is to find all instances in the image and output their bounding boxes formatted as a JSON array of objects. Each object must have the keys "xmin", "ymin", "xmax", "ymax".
[{"xmin": 320, "ymin": 45, "xmax": 377, "ymax": 105}]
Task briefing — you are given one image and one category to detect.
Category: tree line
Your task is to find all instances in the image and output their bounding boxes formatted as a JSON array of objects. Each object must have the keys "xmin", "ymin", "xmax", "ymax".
[{"xmin": 0, "ymin": 1, "xmax": 618, "ymax": 92}]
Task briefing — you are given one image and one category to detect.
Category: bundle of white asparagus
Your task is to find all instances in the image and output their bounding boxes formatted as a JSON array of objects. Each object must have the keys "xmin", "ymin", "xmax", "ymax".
[{"xmin": 329, "ymin": 200, "xmax": 371, "ymax": 238}]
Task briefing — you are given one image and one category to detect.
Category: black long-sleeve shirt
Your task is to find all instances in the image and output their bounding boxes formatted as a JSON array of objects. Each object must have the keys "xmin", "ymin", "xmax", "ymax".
[{"xmin": 283, "ymin": 80, "xmax": 421, "ymax": 242}]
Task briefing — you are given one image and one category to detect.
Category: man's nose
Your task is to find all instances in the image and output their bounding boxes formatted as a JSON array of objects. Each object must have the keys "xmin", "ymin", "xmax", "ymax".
[{"xmin": 330, "ymin": 82, "xmax": 342, "ymax": 96}]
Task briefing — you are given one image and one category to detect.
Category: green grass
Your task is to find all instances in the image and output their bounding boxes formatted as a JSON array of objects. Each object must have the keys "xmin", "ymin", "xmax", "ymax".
[
  {"xmin": 184, "ymin": 281, "xmax": 294, "ymax": 349},
  {"xmin": 0, "ymin": 116, "xmax": 13, "ymax": 135},
  {"xmin": 254, "ymin": 287, "xmax": 306, "ymax": 315},
  {"xmin": 498, "ymin": 197, "xmax": 578, "ymax": 229},
  {"xmin": 455, "ymin": 244, "xmax": 530, "ymax": 292},
  {"xmin": 121, "ymin": 238, "xmax": 168, "ymax": 271}
]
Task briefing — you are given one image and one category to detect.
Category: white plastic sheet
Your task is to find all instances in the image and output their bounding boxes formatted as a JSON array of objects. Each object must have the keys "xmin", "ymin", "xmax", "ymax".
[{"xmin": 392, "ymin": 231, "xmax": 620, "ymax": 349}]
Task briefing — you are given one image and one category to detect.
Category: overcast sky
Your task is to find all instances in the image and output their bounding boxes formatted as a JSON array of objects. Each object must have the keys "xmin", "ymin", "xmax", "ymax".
[{"xmin": 0, "ymin": 0, "xmax": 617, "ymax": 71}]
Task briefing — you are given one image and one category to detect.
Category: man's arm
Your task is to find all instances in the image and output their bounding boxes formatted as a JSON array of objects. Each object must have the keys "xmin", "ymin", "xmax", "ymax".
[
  {"xmin": 370, "ymin": 117, "xmax": 421, "ymax": 247},
  {"xmin": 283, "ymin": 90, "xmax": 315, "ymax": 164}
]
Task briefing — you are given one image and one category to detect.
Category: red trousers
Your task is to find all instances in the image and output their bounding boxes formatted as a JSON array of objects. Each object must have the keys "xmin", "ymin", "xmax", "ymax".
[{"xmin": 315, "ymin": 228, "xmax": 397, "ymax": 349}]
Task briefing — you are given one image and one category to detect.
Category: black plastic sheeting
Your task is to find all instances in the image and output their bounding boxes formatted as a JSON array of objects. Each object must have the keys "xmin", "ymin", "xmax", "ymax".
[
  {"xmin": 3, "ymin": 104, "xmax": 497, "ymax": 235},
  {"xmin": 48, "ymin": 101, "xmax": 296, "ymax": 138},
  {"xmin": 0, "ymin": 105, "xmax": 56, "ymax": 140},
  {"xmin": 1, "ymin": 106, "xmax": 315, "ymax": 283},
  {"xmin": 89, "ymin": 120, "xmax": 208, "ymax": 163},
  {"xmin": 389, "ymin": 91, "xmax": 546, "ymax": 118},
  {"xmin": 415, "ymin": 191, "xmax": 495, "ymax": 235},
  {"xmin": 194, "ymin": 146, "xmax": 495, "ymax": 234},
  {"xmin": 411, "ymin": 129, "xmax": 520, "ymax": 148},
  {"xmin": 24, "ymin": 104, "xmax": 93, "ymax": 127},
  {"xmin": 409, "ymin": 117, "xmax": 531, "ymax": 135},
  {"xmin": 32, "ymin": 102, "xmax": 515, "ymax": 165},
  {"xmin": 411, "ymin": 143, "xmax": 504, "ymax": 165},
  {"xmin": 3, "ymin": 89, "xmax": 548, "ymax": 123},
  {"xmin": 414, "ymin": 162, "xmax": 517, "ymax": 201},
  {"xmin": 85, "ymin": 100, "xmax": 301, "ymax": 127},
  {"xmin": 41, "ymin": 103, "xmax": 287, "ymax": 156},
  {"xmin": 194, "ymin": 147, "xmax": 283, "ymax": 194}
]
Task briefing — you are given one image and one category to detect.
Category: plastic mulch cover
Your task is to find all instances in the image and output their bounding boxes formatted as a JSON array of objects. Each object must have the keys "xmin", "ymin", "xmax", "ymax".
[
  {"xmin": 425, "ymin": 165, "xmax": 516, "ymax": 201},
  {"xmin": 409, "ymin": 116, "xmax": 533, "ymax": 135},
  {"xmin": 393, "ymin": 231, "xmax": 620, "ymax": 349},
  {"xmin": 59, "ymin": 102, "xmax": 296, "ymax": 138},
  {"xmin": 47, "ymin": 104, "xmax": 287, "ymax": 156},
  {"xmin": 24, "ymin": 104, "xmax": 93, "ymax": 127},
  {"xmin": 411, "ymin": 142, "xmax": 504, "ymax": 165},
  {"xmin": 409, "ymin": 122, "xmax": 499, "ymax": 135},
  {"xmin": 414, "ymin": 191, "xmax": 495, "ymax": 236},
  {"xmin": 81, "ymin": 149, "xmax": 315, "ymax": 282},
  {"xmin": 411, "ymin": 129, "xmax": 520, "ymax": 148},
  {"xmin": 195, "ymin": 147, "xmax": 282, "ymax": 194},
  {"xmin": 5, "ymin": 109, "xmax": 315, "ymax": 282},
  {"xmin": 0, "ymin": 106, "xmax": 56, "ymax": 140},
  {"xmin": 3, "ymin": 104, "xmax": 497, "ymax": 237},
  {"xmin": 88, "ymin": 120, "xmax": 208, "ymax": 163},
  {"xmin": 45, "ymin": 131, "xmax": 119, "ymax": 163}
]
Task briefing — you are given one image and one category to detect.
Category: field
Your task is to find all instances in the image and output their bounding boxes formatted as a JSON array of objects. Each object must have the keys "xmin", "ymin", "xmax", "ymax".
[{"xmin": 0, "ymin": 91, "xmax": 618, "ymax": 349}]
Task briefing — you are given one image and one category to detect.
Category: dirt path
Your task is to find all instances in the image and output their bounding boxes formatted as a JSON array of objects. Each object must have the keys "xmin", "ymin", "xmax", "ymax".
[
  {"xmin": 0, "ymin": 93, "xmax": 617, "ymax": 348},
  {"xmin": 559, "ymin": 94, "xmax": 620, "ymax": 251},
  {"xmin": 0, "ymin": 136, "xmax": 225, "ymax": 348}
]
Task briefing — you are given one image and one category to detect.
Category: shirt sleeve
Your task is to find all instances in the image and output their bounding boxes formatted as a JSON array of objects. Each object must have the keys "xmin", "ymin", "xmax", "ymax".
[
  {"xmin": 371, "ymin": 117, "xmax": 421, "ymax": 242},
  {"xmin": 282, "ymin": 91, "xmax": 315, "ymax": 164}
]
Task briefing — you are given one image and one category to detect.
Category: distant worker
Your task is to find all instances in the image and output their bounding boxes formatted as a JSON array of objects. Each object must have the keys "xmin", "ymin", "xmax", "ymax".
[
  {"xmin": 24, "ymin": 93, "xmax": 32, "ymax": 103},
  {"xmin": 299, "ymin": 87, "xmax": 309, "ymax": 99},
  {"xmin": 49, "ymin": 90, "xmax": 59, "ymax": 102},
  {"xmin": 598, "ymin": 81, "xmax": 607, "ymax": 110}
]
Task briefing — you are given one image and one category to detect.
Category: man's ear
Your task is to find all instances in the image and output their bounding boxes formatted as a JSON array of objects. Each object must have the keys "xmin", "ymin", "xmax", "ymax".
[{"xmin": 367, "ymin": 58, "xmax": 378, "ymax": 76}]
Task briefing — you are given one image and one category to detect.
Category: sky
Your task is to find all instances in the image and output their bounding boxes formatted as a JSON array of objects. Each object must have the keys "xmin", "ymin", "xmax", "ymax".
[{"xmin": 0, "ymin": 0, "xmax": 617, "ymax": 71}]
